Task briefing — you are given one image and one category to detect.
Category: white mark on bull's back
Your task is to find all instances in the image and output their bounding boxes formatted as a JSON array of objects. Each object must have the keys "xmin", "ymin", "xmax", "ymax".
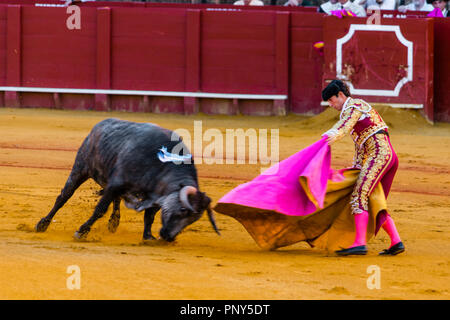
[{"xmin": 157, "ymin": 146, "xmax": 192, "ymax": 164}]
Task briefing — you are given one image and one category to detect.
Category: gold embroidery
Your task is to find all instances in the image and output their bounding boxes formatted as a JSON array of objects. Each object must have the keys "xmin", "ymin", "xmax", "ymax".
[
  {"xmin": 324, "ymin": 98, "xmax": 387, "ymax": 146},
  {"xmin": 324, "ymin": 98, "xmax": 392, "ymax": 214},
  {"xmin": 350, "ymin": 134, "xmax": 392, "ymax": 214},
  {"xmin": 350, "ymin": 108, "xmax": 388, "ymax": 149},
  {"xmin": 350, "ymin": 98, "xmax": 371, "ymax": 113},
  {"xmin": 325, "ymin": 103, "xmax": 362, "ymax": 144},
  {"xmin": 352, "ymin": 143, "xmax": 365, "ymax": 169}
]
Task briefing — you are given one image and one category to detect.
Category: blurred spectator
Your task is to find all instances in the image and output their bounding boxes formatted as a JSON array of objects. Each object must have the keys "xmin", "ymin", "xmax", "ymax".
[
  {"xmin": 339, "ymin": 0, "xmax": 367, "ymax": 15},
  {"xmin": 284, "ymin": 0, "xmax": 313, "ymax": 6},
  {"xmin": 64, "ymin": 0, "xmax": 94, "ymax": 4},
  {"xmin": 356, "ymin": 0, "xmax": 396, "ymax": 9},
  {"xmin": 319, "ymin": 0, "xmax": 367, "ymax": 16},
  {"xmin": 430, "ymin": 0, "xmax": 449, "ymax": 15},
  {"xmin": 234, "ymin": 0, "xmax": 264, "ymax": 5},
  {"xmin": 319, "ymin": 0, "xmax": 344, "ymax": 13},
  {"xmin": 398, "ymin": 0, "xmax": 434, "ymax": 12}
]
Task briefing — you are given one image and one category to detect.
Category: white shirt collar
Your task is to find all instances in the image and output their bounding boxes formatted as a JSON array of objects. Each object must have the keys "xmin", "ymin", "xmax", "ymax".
[
  {"xmin": 341, "ymin": 1, "xmax": 350, "ymax": 7},
  {"xmin": 343, "ymin": 97, "xmax": 351, "ymax": 109}
]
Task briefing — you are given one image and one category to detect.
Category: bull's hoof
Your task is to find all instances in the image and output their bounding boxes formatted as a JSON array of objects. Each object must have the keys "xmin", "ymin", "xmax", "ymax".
[
  {"xmin": 35, "ymin": 218, "xmax": 51, "ymax": 232},
  {"xmin": 141, "ymin": 237, "xmax": 172, "ymax": 246},
  {"xmin": 108, "ymin": 215, "xmax": 120, "ymax": 233},
  {"xmin": 73, "ymin": 230, "xmax": 88, "ymax": 241}
]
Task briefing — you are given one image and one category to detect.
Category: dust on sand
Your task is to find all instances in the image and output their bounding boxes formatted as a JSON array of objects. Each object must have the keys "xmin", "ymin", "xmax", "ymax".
[{"xmin": 0, "ymin": 107, "xmax": 449, "ymax": 299}]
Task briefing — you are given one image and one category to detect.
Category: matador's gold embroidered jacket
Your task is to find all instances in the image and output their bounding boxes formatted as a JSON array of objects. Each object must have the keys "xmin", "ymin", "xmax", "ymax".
[{"xmin": 323, "ymin": 97, "xmax": 388, "ymax": 169}]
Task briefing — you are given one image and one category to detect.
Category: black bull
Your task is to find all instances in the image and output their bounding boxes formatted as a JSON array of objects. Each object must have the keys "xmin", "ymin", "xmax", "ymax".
[{"xmin": 35, "ymin": 118, "xmax": 220, "ymax": 242}]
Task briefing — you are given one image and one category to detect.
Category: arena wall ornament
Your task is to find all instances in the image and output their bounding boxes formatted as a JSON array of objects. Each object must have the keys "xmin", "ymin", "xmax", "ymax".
[{"xmin": 336, "ymin": 24, "xmax": 413, "ymax": 97}]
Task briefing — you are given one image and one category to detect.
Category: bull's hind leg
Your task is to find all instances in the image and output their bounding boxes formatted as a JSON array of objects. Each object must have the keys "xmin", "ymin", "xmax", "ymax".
[
  {"xmin": 107, "ymin": 198, "xmax": 121, "ymax": 233},
  {"xmin": 143, "ymin": 207, "xmax": 159, "ymax": 240},
  {"xmin": 35, "ymin": 158, "xmax": 88, "ymax": 232},
  {"xmin": 74, "ymin": 185, "xmax": 122, "ymax": 239}
]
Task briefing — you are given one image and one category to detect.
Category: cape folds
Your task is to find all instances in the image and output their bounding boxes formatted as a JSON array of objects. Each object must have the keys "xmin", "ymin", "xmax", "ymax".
[{"xmin": 214, "ymin": 138, "xmax": 388, "ymax": 251}]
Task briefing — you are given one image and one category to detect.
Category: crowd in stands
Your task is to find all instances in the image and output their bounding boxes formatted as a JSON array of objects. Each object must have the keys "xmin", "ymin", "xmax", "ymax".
[
  {"xmin": 317, "ymin": 0, "xmax": 447, "ymax": 17},
  {"xmin": 64, "ymin": 0, "xmax": 450, "ymax": 17}
]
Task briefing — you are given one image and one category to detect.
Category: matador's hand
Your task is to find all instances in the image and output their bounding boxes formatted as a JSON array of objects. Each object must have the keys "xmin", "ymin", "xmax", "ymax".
[{"xmin": 322, "ymin": 133, "xmax": 337, "ymax": 144}]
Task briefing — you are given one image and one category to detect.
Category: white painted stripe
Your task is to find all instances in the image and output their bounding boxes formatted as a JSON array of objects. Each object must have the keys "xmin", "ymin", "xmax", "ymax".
[
  {"xmin": 320, "ymin": 101, "xmax": 423, "ymax": 109},
  {"xmin": 0, "ymin": 86, "xmax": 287, "ymax": 100}
]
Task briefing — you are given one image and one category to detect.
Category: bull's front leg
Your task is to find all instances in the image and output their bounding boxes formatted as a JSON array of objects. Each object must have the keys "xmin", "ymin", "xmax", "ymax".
[
  {"xmin": 74, "ymin": 186, "xmax": 119, "ymax": 240},
  {"xmin": 143, "ymin": 207, "xmax": 159, "ymax": 240}
]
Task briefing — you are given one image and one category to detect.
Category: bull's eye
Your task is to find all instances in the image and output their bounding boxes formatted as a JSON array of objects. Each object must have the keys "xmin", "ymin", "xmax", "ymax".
[{"xmin": 180, "ymin": 207, "xmax": 188, "ymax": 214}]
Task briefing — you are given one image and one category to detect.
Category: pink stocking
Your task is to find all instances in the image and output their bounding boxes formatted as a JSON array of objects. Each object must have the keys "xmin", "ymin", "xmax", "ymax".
[
  {"xmin": 350, "ymin": 210, "xmax": 369, "ymax": 248},
  {"xmin": 382, "ymin": 215, "xmax": 401, "ymax": 248}
]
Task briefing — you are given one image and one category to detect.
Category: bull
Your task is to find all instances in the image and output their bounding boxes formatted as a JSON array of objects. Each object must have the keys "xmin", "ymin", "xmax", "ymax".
[{"xmin": 35, "ymin": 118, "xmax": 220, "ymax": 242}]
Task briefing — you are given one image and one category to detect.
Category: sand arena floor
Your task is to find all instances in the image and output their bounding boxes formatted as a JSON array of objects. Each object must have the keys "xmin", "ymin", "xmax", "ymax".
[{"xmin": 0, "ymin": 107, "xmax": 449, "ymax": 300}]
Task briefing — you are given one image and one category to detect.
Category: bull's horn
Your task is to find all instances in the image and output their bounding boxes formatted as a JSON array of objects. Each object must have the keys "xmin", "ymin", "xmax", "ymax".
[
  {"xmin": 207, "ymin": 206, "xmax": 220, "ymax": 235},
  {"xmin": 179, "ymin": 185, "xmax": 197, "ymax": 212}
]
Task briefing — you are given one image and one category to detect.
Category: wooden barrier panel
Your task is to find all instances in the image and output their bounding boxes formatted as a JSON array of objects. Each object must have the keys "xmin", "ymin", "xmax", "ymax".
[
  {"xmin": 0, "ymin": 7, "xmax": 6, "ymax": 87},
  {"xmin": 290, "ymin": 12, "xmax": 325, "ymax": 114},
  {"xmin": 201, "ymin": 10, "xmax": 276, "ymax": 95},
  {"xmin": 433, "ymin": 18, "xmax": 450, "ymax": 123},
  {"xmin": 323, "ymin": 16, "xmax": 434, "ymax": 122},
  {"xmin": 5, "ymin": 5, "xmax": 22, "ymax": 107},
  {"xmin": 111, "ymin": 7, "xmax": 187, "ymax": 92},
  {"xmin": 21, "ymin": 6, "xmax": 97, "ymax": 89}
]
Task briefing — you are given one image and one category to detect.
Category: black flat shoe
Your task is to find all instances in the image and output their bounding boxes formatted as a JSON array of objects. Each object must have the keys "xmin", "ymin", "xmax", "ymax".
[
  {"xmin": 335, "ymin": 245, "xmax": 368, "ymax": 256},
  {"xmin": 379, "ymin": 241, "xmax": 405, "ymax": 256}
]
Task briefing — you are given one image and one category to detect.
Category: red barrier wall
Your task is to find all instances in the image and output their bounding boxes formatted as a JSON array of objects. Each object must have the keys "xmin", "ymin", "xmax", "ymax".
[
  {"xmin": 433, "ymin": 18, "xmax": 450, "ymax": 123},
  {"xmin": 0, "ymin": 1, "xmax": 448, "ymax": 122},
  {"xmin": 112, "ymin": 8, "xmax": 186, "ymax": 92},
  {"xmin": 201, "ymin": 10, "xmax": 277, "ymax": 94},
  {"xmin": 0, "ymin": 7, "xmax": 6, "ymax": 86},
  {"xmin": 290, "ymin": 12, "xmax": 324, "ymax": 114},
  {"xmin": 21, "ymin": 6, "xmax": 97, "ymax": 89},
  {"xmin": 0, "ymin": 4, "xmax": 315, "ymax": 115}
]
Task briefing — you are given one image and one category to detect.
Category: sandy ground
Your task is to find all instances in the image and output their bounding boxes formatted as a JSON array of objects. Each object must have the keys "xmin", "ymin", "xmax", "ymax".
[{"xmin": 0, "ymin": 107, "xmax": 449, "ymax": 300}]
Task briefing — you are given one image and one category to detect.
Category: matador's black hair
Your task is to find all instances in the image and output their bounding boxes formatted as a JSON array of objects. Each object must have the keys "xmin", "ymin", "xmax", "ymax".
[{"xmin": 321, "ymin": 79, "xmax": 351, "ymax": 101}]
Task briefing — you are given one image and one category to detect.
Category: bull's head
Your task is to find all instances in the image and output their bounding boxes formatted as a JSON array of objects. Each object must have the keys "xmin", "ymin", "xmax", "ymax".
[{"xmin": 158, "ymin": 186, "xmax": 220, "ymax": 242}]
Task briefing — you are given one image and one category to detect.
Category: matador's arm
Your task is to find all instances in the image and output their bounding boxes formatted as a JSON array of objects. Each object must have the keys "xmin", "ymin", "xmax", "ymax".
[{"xmin": 322, "ymin": 106, "xmax": 362, "ymax": 144}]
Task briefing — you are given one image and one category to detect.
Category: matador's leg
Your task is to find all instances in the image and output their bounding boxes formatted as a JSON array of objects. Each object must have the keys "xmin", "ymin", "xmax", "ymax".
[
  {"xmin": 336, "ymin": 134, "xmax": 394, "ymax": 256},
  {"xmin": 350, "ymin": 134, "xmax": 394, "ymax": 215}
]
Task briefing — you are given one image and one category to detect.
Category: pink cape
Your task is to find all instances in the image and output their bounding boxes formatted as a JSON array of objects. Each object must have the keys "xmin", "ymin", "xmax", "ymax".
[
  {"xmin": 217, "ymin": 137, "xmax": 343, "ymax": 216},
  {"xmin": 214, "ymin": 138, "xmax": 390, "ymax": 251}
]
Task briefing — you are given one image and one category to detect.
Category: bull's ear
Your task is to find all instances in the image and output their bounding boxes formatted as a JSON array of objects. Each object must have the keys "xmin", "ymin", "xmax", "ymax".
[{"xmin": 200, "ymin": 192, "xmax": 212, "ymax": 209}]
